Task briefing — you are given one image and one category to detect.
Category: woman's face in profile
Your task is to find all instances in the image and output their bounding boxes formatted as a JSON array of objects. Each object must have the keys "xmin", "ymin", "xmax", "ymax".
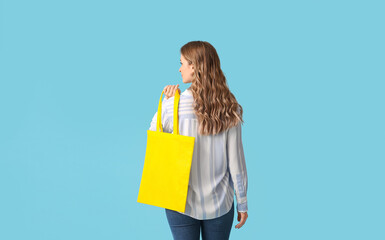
[{"xmin": 179, "ymin": 55, "xmax": 194, "ymax": 84}]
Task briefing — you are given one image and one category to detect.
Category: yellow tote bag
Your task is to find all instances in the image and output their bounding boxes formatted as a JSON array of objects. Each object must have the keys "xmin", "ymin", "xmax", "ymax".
[{"xmin": 137, "ymin": 89, "xmax": 195, "ymax": 212}]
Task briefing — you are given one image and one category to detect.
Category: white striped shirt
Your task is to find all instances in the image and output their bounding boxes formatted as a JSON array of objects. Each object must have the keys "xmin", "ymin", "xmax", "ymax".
[{"xmin": 149, "ymin": 88, "xmax": 248, "ymax": 220}]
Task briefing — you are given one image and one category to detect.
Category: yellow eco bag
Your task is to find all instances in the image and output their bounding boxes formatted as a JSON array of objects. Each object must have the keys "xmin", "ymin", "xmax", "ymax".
[{"xmin": 137, "ymin": 89, "xmax": 195, "ymax": 212}]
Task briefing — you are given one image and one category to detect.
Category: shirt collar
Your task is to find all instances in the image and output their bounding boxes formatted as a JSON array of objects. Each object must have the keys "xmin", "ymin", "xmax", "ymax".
[{"xmin": 182, "ymin": 88, "xmax": 192, "ymax": 96}]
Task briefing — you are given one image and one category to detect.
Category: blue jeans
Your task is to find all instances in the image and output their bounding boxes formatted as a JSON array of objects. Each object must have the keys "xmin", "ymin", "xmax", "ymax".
[{"xmin": 165, "ymin": 202, "xmax": 234, "ymax": 240}]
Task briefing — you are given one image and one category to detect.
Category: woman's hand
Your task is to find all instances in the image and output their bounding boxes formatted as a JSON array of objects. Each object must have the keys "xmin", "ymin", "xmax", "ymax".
[
  {"xmin": 163, "ymin": 84, "xmax": 181, "ymax": 99},
  {"xmin": 235, "ymin": 211, "xmax": 248, "ymax": 229}
]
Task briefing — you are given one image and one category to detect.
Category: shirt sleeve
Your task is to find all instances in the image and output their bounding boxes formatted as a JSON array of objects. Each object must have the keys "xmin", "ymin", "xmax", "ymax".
[
  {"xmin": 148, "ymin": 97, "xmax": 173, "ymax": 133},
  {"xmin": 227, "ymin": 121, "xmax": 248, "ymax": 213}
]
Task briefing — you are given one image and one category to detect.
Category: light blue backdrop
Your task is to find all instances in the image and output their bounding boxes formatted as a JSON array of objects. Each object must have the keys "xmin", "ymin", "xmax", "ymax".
[{"xmin": 0, "ymin": 0, "xmax": 384, "ymax": 239}]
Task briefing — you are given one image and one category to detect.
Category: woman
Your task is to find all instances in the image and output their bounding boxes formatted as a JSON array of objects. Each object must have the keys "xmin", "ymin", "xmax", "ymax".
[{"xmin": 149, "ymin": 41, "xmax": 248, "ymax": 240}]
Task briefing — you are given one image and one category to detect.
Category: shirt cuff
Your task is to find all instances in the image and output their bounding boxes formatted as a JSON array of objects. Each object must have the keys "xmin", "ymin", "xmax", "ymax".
[{"xmin": 237, "ymin": 201, "xmax": 248, "ymax": 212}]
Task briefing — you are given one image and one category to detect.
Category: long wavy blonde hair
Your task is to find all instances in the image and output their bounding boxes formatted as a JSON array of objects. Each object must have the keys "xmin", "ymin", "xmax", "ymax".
[{"xmin": 180, "ymin": 41, "xmax": 244, "ymax": 135}]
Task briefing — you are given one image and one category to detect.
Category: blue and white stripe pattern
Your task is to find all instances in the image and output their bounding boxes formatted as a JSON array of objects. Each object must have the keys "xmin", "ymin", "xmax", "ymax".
[{"xmin": 149, "ymin": 88, "xmax": 248, "ymax": 220}]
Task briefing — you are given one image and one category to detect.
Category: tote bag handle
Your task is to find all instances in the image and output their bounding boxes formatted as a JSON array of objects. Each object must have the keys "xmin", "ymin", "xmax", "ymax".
[{"xmin": 156, "ymin": 90, "xmax": 180, "ymax": 135}]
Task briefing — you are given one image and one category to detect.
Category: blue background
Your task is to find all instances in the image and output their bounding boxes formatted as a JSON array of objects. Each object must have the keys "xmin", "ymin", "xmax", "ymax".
[{"xmin": 1, "ymin": 0, "xmax": 384, "ymax": 239}]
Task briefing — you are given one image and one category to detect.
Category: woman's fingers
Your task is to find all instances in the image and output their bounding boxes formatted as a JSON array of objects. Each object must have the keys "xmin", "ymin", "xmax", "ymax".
[
  {"xmin": 163, "ymin": 85, "xmax": 169, "ymax": 94},
  {"xmin": 163, "ymin": 85, "xmax": 171, "ymax": 98},
  {"xmin": 163, "ymin": 85, "xmax": 180, "ymax": 99},
  {"xmin": 173, "ymin": 85, "xmax": 178, "ymax": 94}
]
